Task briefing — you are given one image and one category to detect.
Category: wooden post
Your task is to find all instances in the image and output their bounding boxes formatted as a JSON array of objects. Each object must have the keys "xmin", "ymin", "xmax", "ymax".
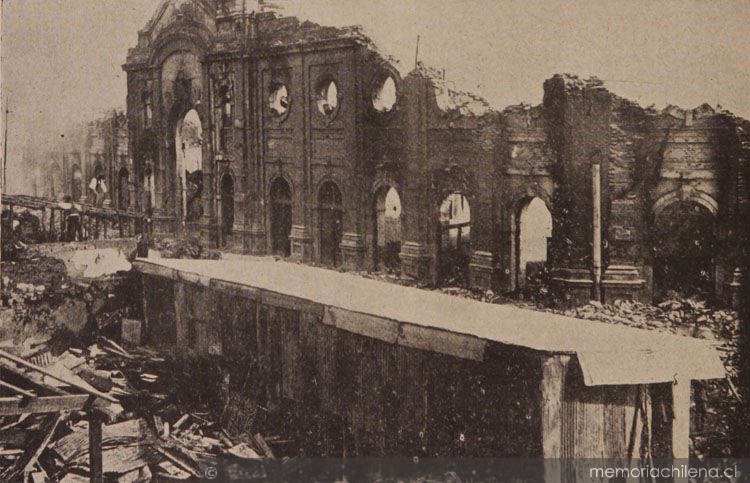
[
  {"xmin": 591, "ymin": 162, "xmax": 602, "ymax": 302},
  {"xmin": 49, "ymin": 209, "xmax": 56, "ymax": 240},
  {"xmin": 539, "ymin": 354, "xmax": 570, "ymax": 482},
  {"xmin": 671, "ymin": 378, "xmax": 691, "ymax": 459},
  {"xmin": 60, "ymin": 209, "xmax": 66, "ymax": 242},
  {"xmin": 174, "ymin": 282, "xmax": 186, "ymax": 350},
  {"xmin": 88, "ymin": 413, "xmax": 103, "ymax": 483}
]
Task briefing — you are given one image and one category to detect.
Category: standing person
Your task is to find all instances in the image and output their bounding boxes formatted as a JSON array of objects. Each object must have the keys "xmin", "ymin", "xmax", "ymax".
[
  {"xmin": 89, "ymin": 174, "xmax": 108, "ymax": 208},
  {"xmin": 88, "ymin": 174, "xmax": 108, "ymax": 238},
  {"xmin": 66, "ymin": 201, "xmax": 83, "ymax": 241}
]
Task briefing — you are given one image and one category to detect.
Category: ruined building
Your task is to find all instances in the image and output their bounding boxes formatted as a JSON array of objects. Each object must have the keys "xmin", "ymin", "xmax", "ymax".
[
  {"xmin": 27, "ymin": 111, "xmax": 133, "ymax": 211},
  {"xmin": 123, "ymin": 0, "xmax": 750, "ymax": 305}
]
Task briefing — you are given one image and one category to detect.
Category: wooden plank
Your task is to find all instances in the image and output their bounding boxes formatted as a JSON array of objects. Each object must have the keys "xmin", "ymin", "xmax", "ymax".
[
  {"xmin": 174, "ymin": 282, "xmax": 188, "ymax": 351},
  {"xmin": 280, "ymin": 309, "xmax": 300, "ymax": 401},
  {"xmin": 324, "ymin": 307, "xmax": 399, "ymax": 344},
  {"xmin": 210, "ymin": 279, "xmax": 260, "ymax": 300},
  {"xmin": 22, "ymin": 414, "xmax": 62, "ymax": 475},
  {"xmin": 398, "ymin": 325, "xmax": 486, "ymax": 361},
  {"xmin": 204, "ymin": 289, "xmax": 221, "ymax": 356},
  {"xmin": 0, "ymin": 349, "xmax": 117, "ymax": 403},
  {"xmin": 261, "ymin": 290, "xmax": 325, "ymax": 317},
  {"xmin": 671, "ymin": 379, "xmax": 691, "ymax": 459},
  {"xmin": 141, "ymin": 275, "xmax": 151, "ymax": 342},
  {"xmin": 0, "ymin": 413, "xmax": 62, "ymax": 482},
  {"xmin": 132, "ymin": 261, "xmax": 178, "ymax": 280},
  {"xmin": 0, "ymin": 394, "xmax": 92, "ymax": 416},
  {"xmin": 0, "ymin": 361, "xmax": 66, "ymax": 396},
  {"xmin": 89, "ymin": 415, "xmax": 103, "ymax": 483},
  {"xmin": 539, "ymin": 355, "xmax": 570, "ymax": 459},
  {"xmin": 176, "ymin": 270, "xmax": 211, "ymax": 287},
  {"xmin": 0, "ymin": 379, "xmax": 37, "ymax": 397}
]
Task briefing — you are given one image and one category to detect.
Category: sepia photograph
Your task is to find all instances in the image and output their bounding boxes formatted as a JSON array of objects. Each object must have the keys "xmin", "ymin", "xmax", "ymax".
[{"xmin": 0, "ymin": 0, "xmax": 749, "ymax": 481}]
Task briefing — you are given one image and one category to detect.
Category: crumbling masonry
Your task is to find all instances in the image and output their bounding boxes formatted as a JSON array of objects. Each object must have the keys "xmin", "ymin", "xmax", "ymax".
[{"xmin": 123, "ymin": 0, "xmax": 750, "ymax": 306}]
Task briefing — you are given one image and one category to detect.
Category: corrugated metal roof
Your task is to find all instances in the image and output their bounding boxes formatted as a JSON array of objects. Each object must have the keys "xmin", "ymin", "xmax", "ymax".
[{"xmin": 134, "ymin": 257, "xmax": 725, "ymax": 386}]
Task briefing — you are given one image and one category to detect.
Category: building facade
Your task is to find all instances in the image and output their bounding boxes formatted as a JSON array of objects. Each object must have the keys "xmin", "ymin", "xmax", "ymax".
[
  {"xmin": 29, "ymin": 111, "xmax": 134, "ymax": 211},
  {"xmin": 124, "ymin": 0, "xmax": 750, "ymax": 305}
]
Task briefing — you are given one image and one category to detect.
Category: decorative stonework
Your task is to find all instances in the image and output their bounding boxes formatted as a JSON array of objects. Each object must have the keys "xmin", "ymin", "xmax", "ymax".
[
  {"xmin": 289, "ymin": 224, "xmax": 313, "ymax": 262},
  {"xmin": 468, "ymin": 251, "xmax": 497, "ymax": 290},
  {"xmin": 340, "ymin": 232, "xmax": 366, "ymax": 271},
  {"xmin": 399, "ymin": 242, "xmax": 432, "ymax": 283}
]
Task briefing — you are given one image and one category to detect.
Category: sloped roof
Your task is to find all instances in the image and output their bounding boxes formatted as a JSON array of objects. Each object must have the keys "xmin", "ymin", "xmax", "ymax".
[{"xmin": 134, "ymin": 257, "xmax": 725, "ymax": 386}]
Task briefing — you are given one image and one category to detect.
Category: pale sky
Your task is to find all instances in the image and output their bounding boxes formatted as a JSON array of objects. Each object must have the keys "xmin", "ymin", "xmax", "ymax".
[{"xmin": 3, "ymin": 0, "xmax": 750, "ymax": 192}]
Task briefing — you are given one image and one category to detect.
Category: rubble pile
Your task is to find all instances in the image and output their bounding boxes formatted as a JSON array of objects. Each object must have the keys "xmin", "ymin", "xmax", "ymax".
[
  {"xmin": 1, "ymin": 253, "xmax": 136, "ymax": 352},
  {"xmin": 152, "ymin": 237, "xmax": 221, "ymax": 260},
  {"xmin": 0, "ymin": 339, "xmax": 300, "ymax": 481},
  {"xmin": 2, "ymin": 209, "xmax": 48, "ymax": 258},
  {"xmin": 562, "ymin": 297, "xmax": 740, "ymax": 458}
]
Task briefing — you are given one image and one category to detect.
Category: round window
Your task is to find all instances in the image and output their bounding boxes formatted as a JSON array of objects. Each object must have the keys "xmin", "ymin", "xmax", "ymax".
[
  {"xmin": 317, "ymin": 79, "xmax": 339, "ymax": 117},
  {"xmin": 268, "ymin": 84, "xmax": 289, "ymax": 117},
  {"xmin": 372, "ymin": 76, "xmax": 397, "ymax": 112}
]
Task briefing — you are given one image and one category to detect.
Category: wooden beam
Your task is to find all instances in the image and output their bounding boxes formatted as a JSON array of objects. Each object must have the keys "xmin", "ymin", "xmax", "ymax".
[
  {"xmin": 539, "ymin": 355, "xmax": 570, "ymax": 482},
  {"xmin": 0, "ymin": 394, "xmax": 91, "ymax": 416},
  {"xmin": 0, "ymin": 379, "xmax": 36, "ymax": 398},
  {"xmin": 0, "ymin": 361, "xmax": 66, "ymax": 396},
  {"xmin": 0, "ymin": 413, "xmax": 62, "ymax": 482},
  {"xmin": 89, "ymin": 413, "xmax": 103, "ymax": 483},
  {"xmin": 671, "ymin": 378, "xmax": 691, "ymax": 459},
  {"xmin": 0, "ymin": 349, "xmax": 117, "ymax": 403}
]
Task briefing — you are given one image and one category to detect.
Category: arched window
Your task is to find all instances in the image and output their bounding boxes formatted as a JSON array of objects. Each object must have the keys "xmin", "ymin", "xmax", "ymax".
[
  {"xmin": 270, "ymin": 177, "xmax": 292, "ymax": 257},
  {"xmin": 516, "ymin": 197, "xmax": 552, "ymax": 290},
  {"xmin": 372, "ymin": 76, "xmax": 397, "ymax": 113},
  {"xmin": 318, "ymin": 181, "xmax": 343, "ymax": 266},
  {"xmin": 316, "ymin": 79, "xmax": 340, "ymax": 117},
  {"xmin": 268, "ymin": 83, "xmax": 290, "ymax": 118},
  {"xmin": 373, "ymin": 186, "xmax": 402, "ymax": 270}
]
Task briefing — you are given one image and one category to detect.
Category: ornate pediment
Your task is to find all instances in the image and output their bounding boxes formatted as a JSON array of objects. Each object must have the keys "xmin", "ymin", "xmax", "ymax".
[{"xmin": 141, "ymin": 0, "xmax": 217, "ymax": 46}]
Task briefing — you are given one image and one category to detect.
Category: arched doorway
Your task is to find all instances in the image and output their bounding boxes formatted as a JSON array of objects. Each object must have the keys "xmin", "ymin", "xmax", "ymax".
[
  {"xmin": 652, "ymin": 200, "xmax": 717, "ymax": 301},
  {"xmin": 438, "ymin": 193, "xmax": 471, "ymax": 285},
  {"xmin": 118, "ymin": 168, "xmax": 130, "ymax": 211},
  {"xmin": 516, "ymin": 197, "xmax": 552, "ymax": 289},
  {"xmin": 220, "ymin": 173, "xmax": 234, "ymax": 246},
  {"xmin": 318, "ymin": 181, "xmax": 343, "ymax": 267},
  {"xmin": 175, "ymin": 109, "xmax": 203, "ymax": 223},
  {"xmin": 71, "ymin": 165, "xmax": 83, "ymax": 201},
  {"xmin": 373, "ymin": 186, "xmax": 402, "ymax": 270},
  {"xmin": 270, "ymin": 177, "xmax": 292, "ymax": 257}
]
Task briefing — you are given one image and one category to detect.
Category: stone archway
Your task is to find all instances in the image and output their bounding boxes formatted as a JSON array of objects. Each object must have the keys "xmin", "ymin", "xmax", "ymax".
[
  {"xmin": 174, "ymin": 108, "xmax": 203, "ymax": 224},
  {"xmin": 270, "ymin": 177, "xmax": 292, "ymax": 257},
  {"xmin": 516, "ymin": 197, "xmax": 552, "ymax": 289},
  {"xmin": 652, "ymin": 200, "xmax": 717, "ymax": 301}
]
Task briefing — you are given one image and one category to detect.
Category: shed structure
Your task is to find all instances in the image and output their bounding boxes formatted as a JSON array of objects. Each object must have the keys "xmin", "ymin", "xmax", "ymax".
[{"xmin": 133, "ymin": 257, "xmax": 725, "ymax": 479}]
